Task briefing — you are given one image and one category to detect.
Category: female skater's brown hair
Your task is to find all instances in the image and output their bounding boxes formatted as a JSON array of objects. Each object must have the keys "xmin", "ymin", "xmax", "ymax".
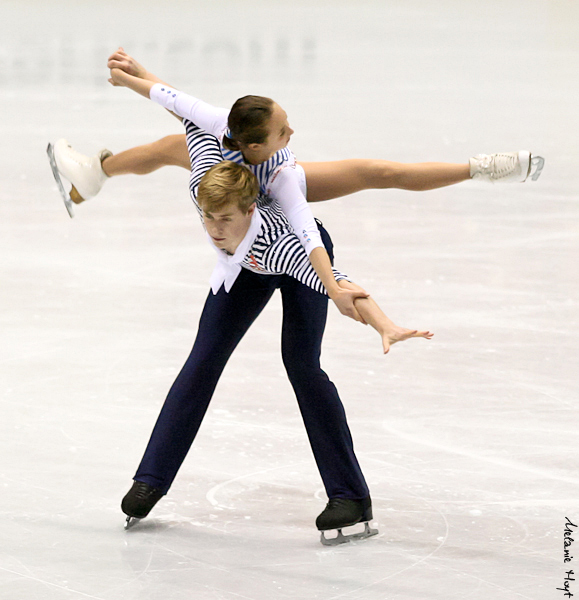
[{"xmin": 222, "ymin": 95, "xmax": 275, "ymax": 151}]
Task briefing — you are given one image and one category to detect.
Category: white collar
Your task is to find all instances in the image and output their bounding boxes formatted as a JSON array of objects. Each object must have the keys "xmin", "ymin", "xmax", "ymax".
[{"xmin": 208, "ymin": 208, "xmax": 263, "ymax": 294}]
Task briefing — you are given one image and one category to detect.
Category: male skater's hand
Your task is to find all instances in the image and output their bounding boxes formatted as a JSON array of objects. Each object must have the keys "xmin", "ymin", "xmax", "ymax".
[{"xmin": 329, "ymin": 287, "xmax": 369, "ymax": 324}]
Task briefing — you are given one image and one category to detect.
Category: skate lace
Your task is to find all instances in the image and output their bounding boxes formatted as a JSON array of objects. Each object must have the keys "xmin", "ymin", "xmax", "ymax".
[
  {"xmin": 324, "ymin": 498, "xmax": 352, "ymax": 510},
  {"xmin": 491, "ymin": 153, "xmax": 516, "ymax": 178},
  {"xmin": 64, "ymin": 144, "xmax": 91, "ymax": 167}
]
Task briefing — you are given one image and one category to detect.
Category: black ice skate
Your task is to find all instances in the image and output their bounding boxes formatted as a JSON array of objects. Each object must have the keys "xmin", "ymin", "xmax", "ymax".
[
  {"xmin": 121, "ymin": 481, "xmax": 164, "ymax": 530},
  {"xmin": 316, "ymin": 496, "xmax": 378, "ymax": 546}
]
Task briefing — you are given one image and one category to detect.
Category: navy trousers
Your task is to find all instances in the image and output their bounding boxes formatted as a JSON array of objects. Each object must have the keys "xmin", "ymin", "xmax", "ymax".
[{"xmin": 134, "ymin": 227, "xmax": 369, "ymax": 500}]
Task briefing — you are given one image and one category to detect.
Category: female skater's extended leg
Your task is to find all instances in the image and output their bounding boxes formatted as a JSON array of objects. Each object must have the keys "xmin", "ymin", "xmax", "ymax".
[
  {"xmin": 50, "ymin": 134, "xmax": 190, "ymax": 205},
  {"xmin": 102, "ymin": 134, "xmax": 190, "ymax": 176},
  {"xmin": 300, "ymin": 159, "xmax": 470, "ymax": 202}
]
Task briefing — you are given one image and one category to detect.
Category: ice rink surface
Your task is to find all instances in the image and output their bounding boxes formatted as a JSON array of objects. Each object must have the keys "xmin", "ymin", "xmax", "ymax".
[{"xmin": 1, "ymin": 1, "xmax": 578, "ymax": 598}]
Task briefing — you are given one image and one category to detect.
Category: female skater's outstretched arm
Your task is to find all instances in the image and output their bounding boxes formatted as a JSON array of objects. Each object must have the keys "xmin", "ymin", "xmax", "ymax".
[{"xmin": 338, "ymin": 280, "xmax": 433, "ymax": 354}]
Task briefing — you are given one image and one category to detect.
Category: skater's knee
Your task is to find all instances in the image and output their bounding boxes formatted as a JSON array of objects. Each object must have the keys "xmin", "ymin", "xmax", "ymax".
[
  {"xmin": 282, "ymin": 353, "xmax": 323, "ymax": 382},
  {"xmin": 361, "ymin": 160, "xmax": 404, "ymax": 189}
]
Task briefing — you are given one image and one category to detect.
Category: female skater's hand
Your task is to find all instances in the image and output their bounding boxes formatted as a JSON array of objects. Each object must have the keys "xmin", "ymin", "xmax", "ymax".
[
  {"xmin": 329, "ymin": 287, "xmax": 369, "ymax": 324},
  {"xmin": 107, "ymin": 47, "xmax": 147, "ymax": 79},
  {"xmin": 382, "ymin": 326, "xmax": 433, "ymax": 354},
  {"xmin": 108, "ymin": 67, "xmax": 130, "ymax": 87}
]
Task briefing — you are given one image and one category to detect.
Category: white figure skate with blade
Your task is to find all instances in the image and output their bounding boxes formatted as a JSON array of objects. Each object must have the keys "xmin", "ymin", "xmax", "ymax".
[
  {"xmin": 46, "ymin": 139, "xmax": 112, "ymax": 218},
  {"xmin": 469, "ymin": 151, "xmax": 544, "ymax": 183}
]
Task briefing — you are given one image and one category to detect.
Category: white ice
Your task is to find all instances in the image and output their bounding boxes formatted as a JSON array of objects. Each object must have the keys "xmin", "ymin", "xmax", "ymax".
[{"xmin": 1, "ymin": 1, "xmax": 578, "ymax": 599}]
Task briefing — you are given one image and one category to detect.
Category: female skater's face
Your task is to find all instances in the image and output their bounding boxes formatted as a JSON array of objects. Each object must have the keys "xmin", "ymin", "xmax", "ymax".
[
  {"xmin": 203, "ymin": 203, "xmax": 256, "ymax": 254},
  {"xmin": 246, "ymin": 103, "xmax": 294, "ymax": 163}
]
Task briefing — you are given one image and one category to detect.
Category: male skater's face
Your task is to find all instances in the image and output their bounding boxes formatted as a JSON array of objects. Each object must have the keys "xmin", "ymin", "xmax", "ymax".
[{"xmin": 203, "ymin": 202, "xmax": 256, "ymax": 255}]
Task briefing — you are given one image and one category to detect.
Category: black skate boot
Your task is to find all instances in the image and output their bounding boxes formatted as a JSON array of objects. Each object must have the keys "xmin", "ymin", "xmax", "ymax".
[
  {"xmin": 316, "ymin": 496, "xmax": 378, "ymax": 546},
  {"xmin": 121, "ymin": 481, "xmax": 164, "ymax": 529}
]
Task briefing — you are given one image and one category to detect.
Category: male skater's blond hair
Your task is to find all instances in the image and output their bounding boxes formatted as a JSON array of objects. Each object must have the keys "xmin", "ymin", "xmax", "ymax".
[{"xmin": 197, "ymin": 161, "xmax": 259, "ymax": 214}]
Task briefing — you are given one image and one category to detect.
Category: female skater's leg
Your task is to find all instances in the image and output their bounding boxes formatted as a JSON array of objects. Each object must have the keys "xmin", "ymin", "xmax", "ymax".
[
  {"xmin": 53, "ymin": 134, "xmax": 191, "ymax": 205},
  {"xmin": 102, "ymin": 134, "xmax": 190, "ymax": 176},
  {"xmin": 299, "ymin": 159, "xmax": 470, "ymax": 202}
]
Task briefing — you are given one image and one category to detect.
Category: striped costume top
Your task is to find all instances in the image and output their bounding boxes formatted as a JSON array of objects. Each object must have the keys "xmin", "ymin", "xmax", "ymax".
[
  {"xmin": 150, "ymin": 84, "xmax": 323, "ymax": 256},
  {"xmin": 183, "ymin": 119, "xmax": 347, "ymax": 295}
]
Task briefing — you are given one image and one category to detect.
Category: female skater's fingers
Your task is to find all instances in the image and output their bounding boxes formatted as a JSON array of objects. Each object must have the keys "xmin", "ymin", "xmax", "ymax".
[
  {"xmin": 108, "ymin": 59, "xmax": 135, "ymax": 76},
  {"xmin": 415, "ymin": 331, "xmax": 433, "ymax": 339},
  {"xmin": 107, "ymin": 51, "xmax": 123, "ymax": 62},
  {"xmin": 107, "ymin": 50, "xmax": 131, "ymax": 67}
]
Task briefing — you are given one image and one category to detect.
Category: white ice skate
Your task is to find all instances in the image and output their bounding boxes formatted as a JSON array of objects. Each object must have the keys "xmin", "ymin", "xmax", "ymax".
[
  {"xmin": 469, "ymin": 151, "xmax": 544, "ymax": 183},
  {"xmin": 46, "ymin": 139, "xmax": 112, "ymax": 218}
]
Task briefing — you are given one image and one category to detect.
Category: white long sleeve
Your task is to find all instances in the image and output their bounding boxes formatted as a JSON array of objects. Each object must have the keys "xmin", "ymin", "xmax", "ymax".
[
  {"xmin": 150, "ymin": 83, "xmax": 229, "ymax": 138},
  {"xmin": 268, "ymin": 166, "xmax": 324, "ymax": 256}
]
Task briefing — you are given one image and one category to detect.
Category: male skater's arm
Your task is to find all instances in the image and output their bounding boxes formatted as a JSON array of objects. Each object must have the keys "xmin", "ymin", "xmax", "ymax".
[{"xmin": 269, "ymin": 166, "xmax": 369, "ymax": 321}]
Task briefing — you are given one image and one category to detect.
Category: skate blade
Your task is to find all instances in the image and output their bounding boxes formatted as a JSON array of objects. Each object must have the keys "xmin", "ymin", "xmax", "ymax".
[
  {"xmin": 320, "ymin": 522, "xmax": 379, "ymax": 546},
  {"xmin": 46, "ymin": 142, "xmax": 74, "ymax": 218},
  {"xmin": 529, "ymin": 155, "xmax": 544, "ymax": 181},
  {"xmin": 124, "ymin": 516, "xmax": 142, "ymax": 530}
]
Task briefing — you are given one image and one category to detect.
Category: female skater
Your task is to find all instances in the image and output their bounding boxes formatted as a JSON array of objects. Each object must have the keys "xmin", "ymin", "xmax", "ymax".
[
  {"xmin": 50, "ymin": 49, "xmax": 543, "ymax": 322},
  {"xmin": 54, "ymin": 48, "xmax": 543, "ymax": 209}
]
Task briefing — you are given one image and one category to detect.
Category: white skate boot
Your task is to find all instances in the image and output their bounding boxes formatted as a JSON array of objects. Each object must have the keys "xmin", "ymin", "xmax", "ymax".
[
  {"xmin": 46, "ymin": 139, "xmax": 112, "ymax": 218},
  {"xmin": 469, "ymin": 151, "xmax": 544, "ymax": 183}
]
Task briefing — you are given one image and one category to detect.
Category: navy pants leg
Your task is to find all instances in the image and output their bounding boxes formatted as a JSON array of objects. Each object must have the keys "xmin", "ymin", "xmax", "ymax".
[
  {"xmin": 279, "ymin": 276, "xmax": 369, "ymax": 499},
  {"xmin": 134, "ymin": 268, "xmax": 277, "ymax": 492}
]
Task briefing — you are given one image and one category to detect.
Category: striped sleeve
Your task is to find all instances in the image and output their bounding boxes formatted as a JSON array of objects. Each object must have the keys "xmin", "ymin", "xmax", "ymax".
[
  {"xmin": 259, "ymin": 232, "xmax": 350, "ymax": 295},
  {"xmin": 183, "ymin": 119, "xmax": 223, "ymax": 214}
]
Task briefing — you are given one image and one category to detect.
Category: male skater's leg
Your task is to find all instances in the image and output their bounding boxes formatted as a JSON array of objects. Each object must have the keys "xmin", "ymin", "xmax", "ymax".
[
  {"xmin": 279, "ymin": 226, "xmax": 374, "ymax": 538},
  {"xmin": 123, "ymin": 270, "xmax": 276, "ymax": 520},
  {"xmin": 279, "ymin": 276, "xmax": 369, "ymax": 500}
]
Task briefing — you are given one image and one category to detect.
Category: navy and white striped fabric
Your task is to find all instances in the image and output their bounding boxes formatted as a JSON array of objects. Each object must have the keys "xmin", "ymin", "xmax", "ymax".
[
  {"xmin": 221, "ymin": 145, "xmax": 295, "ymax": 197},
  {"xmin": 184, "ymin": 120, "xmax": 347, "ymax": 295}
]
